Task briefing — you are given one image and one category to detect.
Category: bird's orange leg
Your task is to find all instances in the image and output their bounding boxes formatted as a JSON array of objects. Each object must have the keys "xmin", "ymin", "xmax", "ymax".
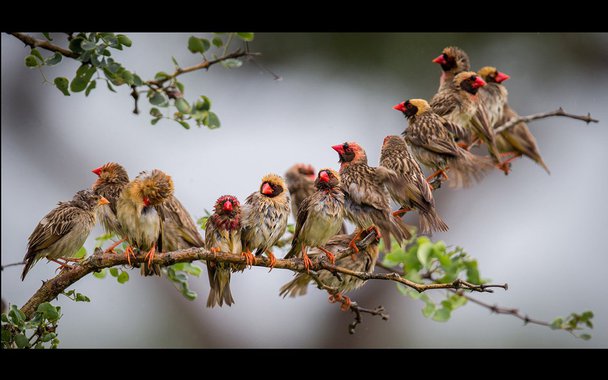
[
  {"xmin": 49, "ymin": 258, "xmax": 74, "ymax": 272},
  {"xmin": 124, "ymin": 245, "xmax": 136, "ymax": 266},
  {"xmin": 241, "ymin": 249, "xmax": 255, "ymax": 268},
  {"xmin": 365, "ymin": 225, "xmax": 382, "ymax": 239},
  {"xmin": 328, "ymin": 293, "xmax": 351, "ymax": 311},
  {"xmin": 210, "ymin": 247, "xmax": 221, "ymax": 254},
  {"xmin": 144, "ymin": 245, "xmax": 156, "ymax": 267},
  {"xmin": 392, "ymin": 207, "xmax": 411, "ymax": 217},
  {"xmin": 466, "ymin": 137, "xmax": 481, "ymax": 150},
  {"xmin": 265, "ymin": 250, "xmax": 277, "ymax": 272},
  {"xmin": 348, "ymin": 229, "xmax": 362, "ymax": 254},
  {"xmin": 301, "ymin": 246, "xmax": 313, "ymax": 273},
  {"xmin": 317, "ymin": 246, "xmax": 335, "ymax": 265},
  {"xmin": 104, "ymin": 238, "xmax": 125, "ymax": 254},
  {"xmin": 426, "ymin": 168, "xmax": 449, "ymax": 183}
]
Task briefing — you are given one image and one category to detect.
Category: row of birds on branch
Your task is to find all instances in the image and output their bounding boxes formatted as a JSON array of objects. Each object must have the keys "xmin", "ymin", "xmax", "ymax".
[{"xmin": 19, "ymin": 46, "xmax": 550, "ymax": 309}]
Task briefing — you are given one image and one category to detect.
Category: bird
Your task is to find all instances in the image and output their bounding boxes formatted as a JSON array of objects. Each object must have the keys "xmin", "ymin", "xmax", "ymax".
[
  {"xmin": 116, "ymin": 169, "xmax": 174, "ymax": 276},
  {"xmin": 241, "ymin": 173, "xmax": 291, "ymax": 270},
  {"xmin": 379, "ymin": 135, "xmax": 448, "ymax": 233},
  {"xmin": 161, "ymin": 195, "xmax": 205, "ymax": 252},
  {"xmin": 332, "ymin": 141, "xmax": 412, "ymax": 252},
  {"xmin": 431, "ymin": 71, "xmax": 503, "ymax": 167},
  {"xmin": 477, "ymin": 66, "xmax": 510, "ymax": 128},
  {"xmin": 205, "ymin": 195, "xmax": 242, "ymax": 308},
  {"xmin": 280, "ymin": 229, "xmax": 380, "ymax": 308},
  {"xmin": 284, "ymin": 163, "xmax": 316, "ymax": 220},
  {"xmin": 21, "ymin": 189, "xmax": 109, "ymax": 280},
  {"xmin": 284, "ymin": 168, "xmax": 345, "ymax": 271},
  {"xmin": 477, "ymin": 67, "xmax": 550, "ymax": 174},
  {"xmin": 432, "ymin": 46, "xmax": 471, "ymax": 92},
  {"xmin": 393, "ymin": 98, "xmax": 494, "ymax": 188}
]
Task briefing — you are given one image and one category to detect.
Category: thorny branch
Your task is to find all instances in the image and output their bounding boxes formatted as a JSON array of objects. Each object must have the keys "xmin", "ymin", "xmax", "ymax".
[
  {"xmin": 8, "ymin": 32, "xmax": 79, "ymax": 59},
  {"xmin": 494, "ymin": 107, "xmax": 598, "ymax": 134}
]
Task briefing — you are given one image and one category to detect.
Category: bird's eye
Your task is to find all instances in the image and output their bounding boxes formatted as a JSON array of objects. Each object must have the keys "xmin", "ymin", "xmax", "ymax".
[
  {"xmin": 443, "ymin": 53, "xmax": 448, "ymax": 60},
  {"xmin": 343, "ymin": 143, "xmax": 349, "ymax": 150}
]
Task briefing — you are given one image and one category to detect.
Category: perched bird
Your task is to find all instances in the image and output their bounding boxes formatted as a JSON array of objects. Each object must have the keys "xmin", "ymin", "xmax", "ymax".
[
  {"xmin": 477, "ymin": 67, "xmax": 550, "ymax": 174},
  {"xmin": 379, "ymin": 135, "xmax": 448, "ymax": 233},
  {"xmin": 241, "ymin": 173, "xmax": 291, "ymax": 269},
  {"xmin": 280, "ymin": 230, "xmax": 380, "ymax": 307},
  {"xmin": 116, "ymin": 169, "xmax": 174, "ymax": 276},
  {"xmin": 394, "ymin": 98, "xmax": 494, "ymax": 188},
  {"xmin": 161, "ymin": 195, "xmax": 205, "ymax": 252},
  {"xmin": 92, "ymin": 162, "xmax": 130, "ymax": 237},
  {"xmin": 205, "ymin": 195, "xmax": 242, "ymax": 308},
  {"xmin": 284, "ymin": 168, "xmax": 345, "ymax": 271},
  {"xmin": 284, "ymin": 163, "xmax": 316, "ymax": 220},
  {"xmin": 21, "ymin": 189, "xmax": 109, "ymax": 280},
  {"xmin": 431, "ymin": 71, "xmax": 503, "ymax": 166},
  {"xmin": 432, "ymin": 46, "xmax": 471, "ymax": 92},
  {"xmin": 332, "ymin": 141, "xmax": 411, "ymax": 252}
]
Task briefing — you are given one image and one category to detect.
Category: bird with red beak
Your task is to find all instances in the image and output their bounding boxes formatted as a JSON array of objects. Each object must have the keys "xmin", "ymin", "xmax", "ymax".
[{"xmin": 432, "ymin": 46, "xmax": 471, "ymax": 92}]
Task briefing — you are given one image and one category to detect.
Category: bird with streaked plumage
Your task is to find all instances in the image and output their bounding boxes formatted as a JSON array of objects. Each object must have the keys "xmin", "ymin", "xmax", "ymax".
[{"xmin": 432, "ymin": 46, "xmax": 471, "ymax": 92}]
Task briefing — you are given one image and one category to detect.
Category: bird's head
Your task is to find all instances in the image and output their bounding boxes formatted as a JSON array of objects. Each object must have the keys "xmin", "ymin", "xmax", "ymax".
[
  {"xmin": 136, "ymin": 169, "xmax": 174, "ymax": 207},
  {"xmin": 382, "ymin": 135, "xmax": 406, "ymax": 150},
  {"xmin": 477, "ymin": 66, "xmax": 510, "ymax": 84},
  {"xmin": 454, "ymin": 71, "xmax": 486, "ymax": 95},
  {"xmin": 296, "ymin": 163, "xmax": 316, "ymax": 180},
  {"xmin": 393, "ymin": 98, "xmax": 431, "ymax": 118},
  {"xmin": 72, "ymin": 189, "xmax": 110, "ymax": 210},
  {"xmin": 92, "ymin": 162, "xmax": 129, "ymax": 188},
  {"xmin": 260, "ymin": 173, "xmax": 286, "ymax": 198},
  {"xmin": 315, "ymin": 168, "xmax": 341, "ymax": 190},
  {"xmin": 332, "ymin": 141, "xmax": 367, "ymax": 165},
  {"xmin": 214, "ymin": 195, "xmax": 240, "ymax": 216},
  {"xmin": 433, "ymin": 46, "xmax": 470, "ymax": 74}
]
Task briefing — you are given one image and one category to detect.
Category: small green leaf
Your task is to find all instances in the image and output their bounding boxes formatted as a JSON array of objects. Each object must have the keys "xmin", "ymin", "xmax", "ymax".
[
  {"xmin": 70, "ymin": 65, "xmax": 96, "ymax": 92},
  {"xmin": 432, "ymin": 307, "xmax": 451, "ymax": 322},
  {"xmin": 106, "ymin": 80, "xmax": 116, "ymax": 93},
  {"xmin": 133, "ymin": 74, "xmax": 143, "ymax": 87},
  {"xmin": 149, "ymin": 92, "xmax": 168, "ymax": 106},
  {"xmin": 206, "ymin": 112, "xmax": 221, "ymax": 129},
  {"xmin": 417, "ymin": 241, "xmax": 432, "ymax": 267},
  {"xmin": 117, "ymin": 34, "xmax": 132, "ymax": 47},
  {"xmin": 550, "ymin": 317, "xmax": 563, "ymax": 330},
  {"xmin": 187, "ymin": 36, "xmax": 210, "ymax": 54},
  {"xmin": 74, "ymin": 246, "xmax": 86, "ymax": 259},
  {"xmin": 93, "ymin": 268, "xmax": 107, "ymax": 279},
  {"xmin": 68, "ymin": 37, "xmax": 85, "ymax": 54},
  {"xmin": 236, "ymin": 32, "xmax": 254, "ymax": 41},
  {"xmin": 151, "ymin": 118, "xmax": 161, "ymax": 125},
  {"xmin": 171, "ymin": 56, "xmax": 179, "ymax": 67},
  {"xmin": 580, "ymin": 334, "xmax": 591, "ymax": 341},
  {"xmin": 94, "ymin": 233, "xmax": 115, "ymax": 248},
  {"xmin": 14, "ymin": 334, "xmax": 30, "ymax": 348},
  {"xmin": 81, "ymin": 40, "xmax": 97, "ymax": 51},
  {"xmin": 24, "ymin": 55, "xmax": 39, "ymax": 68},
  {"xmin": 1, "ymin": 314, "xmax": 8, "ymax": 323},
  {"xmin": 175, "ymin": 81, "xmax": 185, "ymax": 94},
  {"xmin": 75, "ymin": 293, "xmax": 90, "ymax": 302},
  {"xmin": 183, "ymin": 290, "xmax": 197, "ymax": 301},
  {"xmin": 422, "ymin": 301, "xmax": 436, "ymax": 318},
  {"xmin": 154, "ymin": 71, "xmax": 170, "ymax": 81},
  {"xmin": 109, "ymin": 267, "xmax": 119, "ymax": 277},
  {"xmin": 42, "ymin": 33, "xmax": 53, "ymax": 41},
  {"xmin": 175, "ymin": 98, "xmax": 191, "ymax": 114},
  {"xmin": 221, "ymin": 58, "xmax": 243, "ymax": 69},
  {"xmin": 197, "ymin": 216, "xmax": 209, "ymax": 229},
  {"xmin": 54, "ymin": 77, "xmax": 70, "ymax": 96},
  {"xmin": 41, "ymin": 333, "xmax": 57, "ymax": 342},
  {"xmin": 177, "ymin": 120, "xmax": 191, "ymax": 130},
  {"xmin": 1, "ymin": 328, "xmax": 11, "ymax": 343},
  {"xmin": 150, "ymin": 107, "xmax": 162, "ymax": 118},
  {"xmin": 45, "ymin": 52, "xmax": 62, "ymax": 66},
  {"xmin": 30, "ymin": 48, "xmax": 44, "ymax": 63},
  {"xmin": 37, "ymin": 302, "xmax": 59, "ymax": 321},
  {"xmin": 121, "ymin": 70, "xmax": 134, "ymax": 85},
  {"xmin": 582, "ymin": 311, "xmax": 594, "ymax": 320},
  {"xmin": 9, "ymin": 305, "xmax": 26, "ymax": 326},
  {"xmin": 117, "ymin": 271, "xmax": 129, "ymax": 284},
  {"xmin": 212, "ymin": 37, "xmax": 223, "ymax": 47}
]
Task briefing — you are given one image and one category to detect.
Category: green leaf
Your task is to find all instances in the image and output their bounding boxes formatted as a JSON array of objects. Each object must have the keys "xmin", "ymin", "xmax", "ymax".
[
  {"xmin": 117, "ymin": 271, "xmax": 129, "ymax": 284},
  {"xmin": 45, "ymin": 52, "xmax": 62, "ymax": 66},
  {"xmin": 175, "ymin": 81, "xmax": 185, "ymax": 94},
  {"xmin": 106, "ymin": 80, "xmax": 116, "ymax": 93},
  {"xmin": 133, "ymin": 74, "xmax": 143, "ymax": 87},
  {"xmin": 54, "ymin": 77, "xmax": 70, "ymax": 96},
  {"xmin": 221, "ymin": 58, "xmax": 243, "ymax": 69},
  {"xmin": 68, "ymin": 37, "xmax": 85, "ymax": 54},
  {"xmin": 75, "ymin": 293, "xmax": 90, "ymax": 302},
  {"xmin": 175, "ymin": 98, "xmax": 191, "ymax": 114},
  {"xmin": 187, "ymin": 36, "xmax": 210, "ymax": 54},
  {"xmin": 24, "ymin": 55, "xmax": 39, "ymax": 68},
  {"xmin": 197, "ymin": 215, "xmax": 209, "ymax": 229},
  {"xmin": 212, "ymin": 37, "xmax": 223, "ymax": 47},
  {"xmin": 582, "ymin": 311, "xmax": 594, "ymax": 320},
  {"xmin": 109, "ymin": 267, "xmax": 119, "ymax": 277},
  {"xmin": 30, "ymin": 48, "xmax": 44, "ymax": 63},
  {"xmin": 94, "ymin": 233, "xmax": 115, "ymax": 248},
  {"xmin": 41, "ymin": 333, "xmax": 57, "ymax": 342},
  {"xmin": 183, "ymin": 290, "xmax": 197, "ymax": 301},
  {"xmin": 154, "ymin": 71, "xmax": 170, "ymax": 81},
  {"xmin": 121, "ymin": 70, "xmax": 134, "ymax": 85},
  {"xmin": 171, "ymin": 56, "xmax": 180, "ymax": 67},
  {"xmin": 422, "ymin": 301, "xmax": 436, "ymax": 318},
  {"xmin": 93, "ymin": 268, "xmax": 107, "ymax": 279},
  {"xmin": 70, "ymin": 65, "xmax": 96, "ymax": 92},
  {"xmin": 465, "ymin": 260, "xmax": 481, "ymax": 284},
  {"xmin": 149, "ymin": 92, "xmax": 168, "ymax": 106},
  {"xmin": 1, "ymin": 314, "xmax": 8, "ymax": 322},
  {"xmin": 417, "ymin": 241, "xmax": 432, "ymax": 267},
  {"xmin": 151, "ymin": 118, "xmax": 161, "ymax": 126},
  {"xmin": 176, "ymin": 263, "xmax": 202, "ymax": 277},
  {"xmin": 580, "ymin": 334, "xmax": 591, "ymax": 341},
  {"xmin": 117, "ymin": 34, "xmax": 132, "ymax": 47},
  {"xmin": 206, "ymin": 112, "xmax": 221, "ymax": 129},
  {"xmin": 550, "ymin": 317, "xmax": 563, "ymax": 330},
  {"xmin": 14, "ymin": 334, "xmax": 30, "ymax": 348},
  {"xmin": 150, "ymin": 107, "xmax": 162, "ymax": 118},
  {"xmin": 74, "ymin": 246, "xmax": 86, "ymax": 259},
  {"xmin": 177, "ymin": 120, "xmax": 191, "ymax": 130},
  {"xmin": 432, "ymin": 307, "xmax": 451, "ymax": 322},
  {"xmin": 42, "ymin": 33, "xmax": 53, "ymax": 41},
  {"xmin": 236, "ymin": 32, "xmax": 254, "ymax": 41},
  {"xmin": 81, "ymin": 40, "xmax": 97, "ymax": 51},
  {"xmin": 37, "ymin": 302, "xmax": 59, "ymax": 321},
  {"xmin": 1, "ymin": 328, "xmax": 11, "ymax": 343}
]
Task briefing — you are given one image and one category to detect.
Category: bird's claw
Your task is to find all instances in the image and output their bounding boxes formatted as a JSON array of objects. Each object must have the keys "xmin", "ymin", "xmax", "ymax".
[{"xmin": 241, "ymin": 251, "xmax": 255, "ymax": 268}]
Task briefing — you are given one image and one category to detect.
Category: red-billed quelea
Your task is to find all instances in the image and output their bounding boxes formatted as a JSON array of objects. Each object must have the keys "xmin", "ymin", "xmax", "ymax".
[
  {"xmin": 394, "ymin": 98, "xmax": 494, "ymax": 188},
  {"xmin": 116, "ymin": 169, "xmax": 174, "ymax": 276},
  {"xmin": 284, "ymin": 168, "xmax": 345, "ymax": 271},
  {"xmin": 332, "ymin": 142, "xmax": 411, "ymax": 252},
  {"xmin": 21, "ymin": 189, "xmax": 109, "ymax": 280},
  {"xmin": 205, "ymin": 195, "xmax": 241, "ymax": 308},
  {"xmin": 241, "ymin": 174, "xmax": 290, "ymax": 269},
  {"xmin": 379, "ymin": 135, "xmax": 448, "ymax": 233},
  {"xmin": 433, "ymin": 46, "xmax": 471, "ymax": 92},
  {"xmin": 284, "ymin": 163, "xmax": 316, "ymax": 220}
]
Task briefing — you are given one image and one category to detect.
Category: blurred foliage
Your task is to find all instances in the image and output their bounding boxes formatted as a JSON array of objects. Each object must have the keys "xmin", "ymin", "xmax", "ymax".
[
  {"xmin": 2, "ymin": 303, "xmax": 61, "ymax": 349},
  {"xmin": 20, "ymin": 32, "xmax": 254, "ymax": 130}
]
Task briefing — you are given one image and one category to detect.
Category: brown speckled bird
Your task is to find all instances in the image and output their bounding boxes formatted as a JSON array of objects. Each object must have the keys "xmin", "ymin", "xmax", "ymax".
[
  {"xmin": 379, "ymin": 135, "xmax": 448, "ymax": 234},
  {"xmin": 241, "ymin": 173, "xmax": 290, "ymax": 269},
  {"xmin": 205, "ymin": 195, "xmax": 241, "ymax": 308},
  {"xmin": 117, "ymin": 169, "xmax": 174, "ymax": 276},
  {"xmin": 279, "ymin": 230, "xmax": 380, "ymax": 307},
  {"xmin": 431, "ymin": 71, "xmax": 502, "ymax": 165},
  {"xmin": 477, "ymin": 67, "xmax": 550, "ymax": 174},
  {"xmin": 284, "ymin": 169, "xmax": 345, "ymax": 271},
  {"xmin": 433, "ymin": 46, "xmax": 471, "ymax": 92},
  {"xmin": 284, "ymin": 163, "xmax": 316, "ymax": 220},
  {"xmin": 332, "ymin": 142, "xmax": 411, "ymax": 252},
  {"xmin": 21, "ymin": 189, "xmax": 109, "ymax": 280},
  {"xmin": 92, "ymin": 163, "xmax": 130, "ymax": 237},
  {"xmin": 161, "ymin": 195, "xmax": 205, "ymax": 252},
  {"xmin": 394, "ymin": 98, "xmax": 494, "ymax": 188}
]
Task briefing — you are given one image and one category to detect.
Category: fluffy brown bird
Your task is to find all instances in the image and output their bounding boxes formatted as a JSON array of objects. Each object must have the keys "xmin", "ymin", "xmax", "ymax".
[
  {"xmin": 116, "ymin": 169, "xmax": 174, "ymax": 276},
  {"xmin": 431, "ymin": 71, "xmax": 503, "ymax": 166},
  {"xmin": 433, "ymin": 46, "xmax": 471, "ymax": 91},
  {"xmin": 477, "ymin": 67, "xmax": 550, "ymax": 174},
  {"xmin": 332, "ymin": 142, "xmax": 411, "ymax": 252},
  {"xmin": 22, "ymin": 189, "xmax": 109, "ymax": 280},
  {"xmin": 241, "ymin": 173, "xmax": 290, "ymax": 269},
  {"xmin": 284, "ymin": 168, "xmax": 345, "ymax": 271},
  {"xmin": 92, "ymin": 162, "xmax": 129, "ymax": 237},
  {"xmin": 205, "ymin": 195, "xmax": 242, "ymax": 308},
  {"xmin": 280, "ymin": 230, "xmax": 380, "ymax": 307},
  {"xmin": 284, "ymin": 163, "xmax": 316, "ymax": 220},
  {"xmin": 379, "ymin": 135, "xmax": 448, "ymax": 233},
  {"xmin": 394, "ymin": 98, "xmax": 494, "ymax": 188}
]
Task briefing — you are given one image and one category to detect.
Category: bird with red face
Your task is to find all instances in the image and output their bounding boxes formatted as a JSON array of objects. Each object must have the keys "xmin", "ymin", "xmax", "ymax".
[
  {"xmin": 432, "ymin": 46, "xmax": 471, "ymax": 92},
  {"xmin": 22, "ymin": 189, "xmax": 109, "ymax": 280},
  {"xmin": 92, "ymin": 162, "xmax": 130, "ymax": 240},
  {"xmin": 205, "ymin": 195, "xmax": 242, "ymax": 308},
  {"xmin": 477, "ymin": 67, "xmax": 550, "ymax": 174},
  {"xmin": 332, "ymin": 142, "xmax": 412, "ymax": 252},
  {"xmin": 393, "ymin": 98, "xmax": 494, "ymax": 188},
  {"xmin": 241, "ymin": 174, "xmax": 290, "ymax": 269},
  {"xmin": 284, "ymin": 163, "xmax": 316, "ymax": 220},
  {"xmin": 284, "ymin": 168, "xmax": 345, "ymax": 271},
  {"xmin": 380, "ymin": 135, "xmax": 448, "ymax": 233},
  {"xmin": 116, "ymin": 169, "xmax": 174, "ymax": 276}
]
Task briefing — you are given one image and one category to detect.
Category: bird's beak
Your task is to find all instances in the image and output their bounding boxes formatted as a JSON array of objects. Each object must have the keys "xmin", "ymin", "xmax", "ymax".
[
  {"xmin": 261, "ymin": 182, "xmax": 273, "ymax": 195},
  {"xmin": 432, "ymin": 54, "xmax": 447, "ymax": 65},
  {"xmin": 98, "ymin": 196, "xmax": 110, "ymax": 206},
  {"xmin": 472, "ymin": 76, "xmax": 487, "ymax": 88},
  {"xmin": 393, "ymin": 102, "xmax": 406, "ymax": 112},
  {"xmin": 331, "ymin": 144, "xmax": 345, "ymax": 155},
  {"xmin": 494, "ymin": 71, "xmax": 510, "ymax": 83},
  {"xmin": 223, "ymin": 200, "xmax": 233, "ymax": 212},
  {"xmin": 92, "ymin": 166, "xmax": 103, "ymax": 176},
  {"xmin": 319, "ymin": 171, "xmax": 330, "ymax": 183}
]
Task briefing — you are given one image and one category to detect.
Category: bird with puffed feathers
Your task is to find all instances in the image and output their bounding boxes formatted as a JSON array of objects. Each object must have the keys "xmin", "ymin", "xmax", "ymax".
[
  {"xmin": 284, "ymin": 163, "xmax": 316, "ymax": 220},
  {"xmin": 432, "ymin": 46, "xmax": 471, "ymax": 92}
]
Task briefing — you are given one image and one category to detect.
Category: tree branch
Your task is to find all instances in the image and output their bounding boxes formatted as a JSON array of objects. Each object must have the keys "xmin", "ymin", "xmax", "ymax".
[
  {"xmin": 494, "ymin": 107, "xmax": 598, "ymax": 134},
  {"xmin": 8, "ymin": 32, "xmax": 78, "ymax": 59}
]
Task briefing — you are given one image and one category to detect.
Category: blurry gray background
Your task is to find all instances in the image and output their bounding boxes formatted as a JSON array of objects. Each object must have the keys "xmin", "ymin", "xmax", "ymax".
[{"xmin": 2, "ymin": 33, "xmax": 607, "ymax": 348}]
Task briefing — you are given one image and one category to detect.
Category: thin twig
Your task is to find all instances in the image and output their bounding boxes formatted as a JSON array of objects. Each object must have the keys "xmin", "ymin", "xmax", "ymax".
[
  {"xmin": 494, "ymin": 107, "xmax": 598, "ymax": 134},
  {"xmin": 348, "ymin": 303, "xmax": 389, "ymax": 334},
  {"xmin": 1, "ymin": 261, "xmax": 25, "ymax": 271},
  {"xmin": 8, "ymin": 32, "xmax": 78, "ymax": 59}
]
